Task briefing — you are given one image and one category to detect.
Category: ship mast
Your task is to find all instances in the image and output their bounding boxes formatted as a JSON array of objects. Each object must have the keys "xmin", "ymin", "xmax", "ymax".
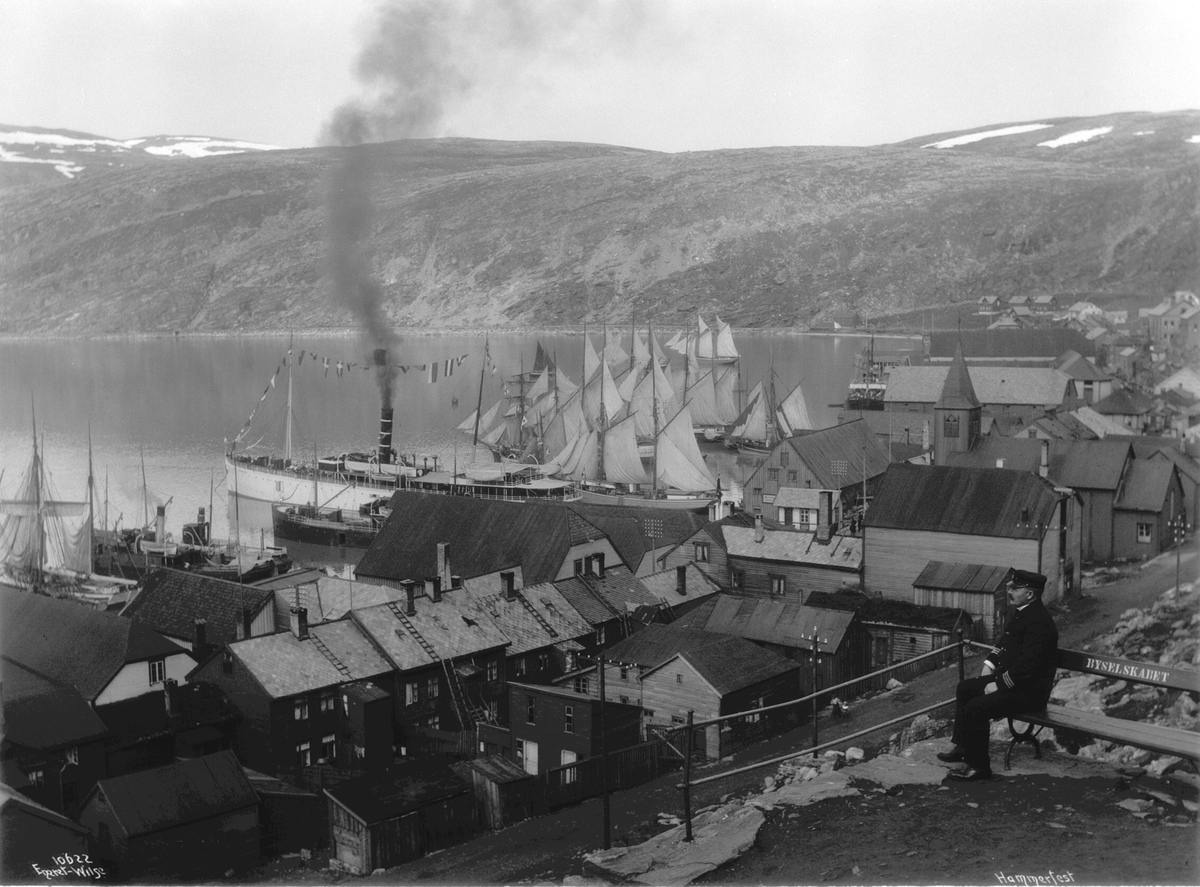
[
  {"xmin": 284, "ymin": 340, "xmax": 294, "ymax": 464},
  {"xmin": 472, "ymin": 335, "xmax": 488, "ymax": 448},
  {"xmin": 649, "ymin": 321, "xmax": 658, "ymax": 499},
  {"xmin": 597, "ymin": 323, "xmax": 607, "ymax": 483}
]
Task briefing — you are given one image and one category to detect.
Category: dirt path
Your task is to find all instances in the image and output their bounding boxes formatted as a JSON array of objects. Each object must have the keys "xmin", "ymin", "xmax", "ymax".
[{"xmin": 258, "ymin": 539, "xmax": 1197, "ymax": 886}]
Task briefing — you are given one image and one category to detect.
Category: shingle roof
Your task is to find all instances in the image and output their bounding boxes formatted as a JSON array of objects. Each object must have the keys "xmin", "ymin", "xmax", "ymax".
[
  {"xmin": 229, "ymin": 620, "xmax": 392, "ymax": 698},
  {"xmin": 1047, "ymin": 440, "xmax": 1132, "ymax": 490},
  {"xmin": 553, "ymin": 566, "xmax": 661, "ymax": 625},
  {"xmin": 563, "ymin": 504, "xmax": 707, "ymax": 573},
  {"xmin": 885, "ymin": 366, "xmax": 1071, "ymax": 407},
  {"xmin": 463, "ymin": 580, "xmax": 593, "ymax": 656},
  {"xmin": 628, "ymin": 626, "xmax": 798, "ymax": 696},
  {"xmin": 92, "ymin": 751, "xmax": 256, "ymax": 838},
  {"xmin": 268, "ymin": 577, "xmax": 406, "ymax": 628},
  {"xmin": 1020, "ymin": 411, "xmax": 1098, "ymax": 441},
  {"xmin": 865, "ymin": 464, "xmax": 1059, "ymax": 538},
  {"xmin": 723, "ymin": 526, "xmax": 862, "ymax": 571},
  {"xmin": 638, "ymin": 564, "xmax": 721, "ymax": 608},
  {"xmin": 325, "ymin": 759, "xmax": 469, "ymax": 825},
  {"xmin": 913, "ymin": 561, "xmax": 1010, "ymax": 593},
  {"xmin": 1, "ymin": 587, "xmax": 183, "ymax": 702},
  {"xmin": 674, "ymin": 595, "xmax": 857, "ymax": 652},
  {"xmin": 357, "ymin": 492, "xmax": 606, "ymax": 586},
  {"xmin": 124, "ymin": 568, "xmax": 274, "ymax": 644},
  {"xmin": 1144, "ymin": 446, "xmax": 1200, "ymax": 485},
  {"xmin": 0, "ymin": 782, "xmax": 91, "ymax": 834},
  {"xmin": 0, "ymin": 656, "xmax": 109, "ymax": 749},
  {"xmin": 1115, "ymin": 460, "xmax": 1177, "ymax": 512},
  {"xmin": 858, "ymin": 598, "xmax": 972, "ymax": 632},
  {"xmin": 779, "ymin": 420, "xmax": 891, "ymax": 489},
  {"xmin": 1070, "ymin": 406, "xmax": 1131, "ymax": 438},
  {"xmin": 351, "ymin": 589, "xmax": 510, "ymax": 672},
  {"xmin": 944, "ymin": 438, "xmax": 1043, "ymax": 472},
  {"xmin": 1056, "ymin": 351, "xmax": 1110, "ymax": 382},
  {"xmin": 927, "ymin": 329, "xmax": 1095, "ymax": 360},
  {"xmin": 1093, "ymin": 388, "xmax": 1155, "ymax": 417}
]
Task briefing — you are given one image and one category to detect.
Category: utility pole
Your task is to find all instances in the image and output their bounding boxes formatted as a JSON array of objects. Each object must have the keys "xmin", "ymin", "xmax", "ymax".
[{"xmin": 598, "ymin": 651, "xmax": 610, "ymax": 850}]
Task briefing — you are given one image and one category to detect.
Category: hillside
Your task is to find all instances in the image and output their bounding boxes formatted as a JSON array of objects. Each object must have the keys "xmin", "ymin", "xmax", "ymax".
[{"xmin": 0, "ymin": 111, "xmax": 1197, "ymax": 335}]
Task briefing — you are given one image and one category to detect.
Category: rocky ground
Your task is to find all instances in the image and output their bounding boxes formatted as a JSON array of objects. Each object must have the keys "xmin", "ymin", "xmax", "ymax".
[{"xmin": 252, "ymin": 541, "xmax": 1198, "ymax": 887}]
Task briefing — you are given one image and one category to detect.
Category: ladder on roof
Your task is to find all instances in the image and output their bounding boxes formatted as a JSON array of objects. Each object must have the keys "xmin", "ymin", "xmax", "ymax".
[
  {"xmin": 308, "ymin": 632, "xmax": 354, "ymax": 681},
  {"xmin": 386, "ymin": 601, "xmax": 491, "ymax": 729},
  {"xmin": 514, "ymin": 591, "xmax": 559, "ymax": 639}
]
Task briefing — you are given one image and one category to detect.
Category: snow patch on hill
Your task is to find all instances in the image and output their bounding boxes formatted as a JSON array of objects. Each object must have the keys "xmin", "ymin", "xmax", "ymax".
[
  {"xmin": 142, "ymin": 137, "xmax": 281, "ymax": 158},
  {"xmin": 0, "ymin": 146, "xmax": 83, "ymax": 178},
  {"xmin": 922, "ymin": 123, "xmax": 1052, "ymax": 149},
  {"xmin": 1039, "ymin": 126, "xmax": 1113, "ymax": 148}
]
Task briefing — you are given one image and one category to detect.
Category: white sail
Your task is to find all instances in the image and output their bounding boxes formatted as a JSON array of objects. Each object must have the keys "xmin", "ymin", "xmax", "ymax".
[
  {"xmin": 582, "ymin": 360, "xmax": 624, "ymax": 430},
  {"xmin": 714, "ymin": 366, "xmax": 740, "ymax": 423},
  {"xmin": 683, "ymin": 368, "xmax": 726, "ymax": 427},
  {"xmin": 601, "ymin": 413, "xmax": 649, "ymax": 485},
  {"xmin": 775, "ymin": 379, "xmax": 814, "ymax": 436},
  {"xmin": 555, "ymin": 368, "xmax": 579, "ymax": 398},
  {"xmin": 616, "ymin": 360, "xmax": 647, "ymax": 403},
  {"xmin": 632, "ymin": 330, "xmax": 650, "ymax": 364},
  {"xmin": 552, "ymin": 429, "xmax": 598, "ymax": 482},
  {"xmin": 629, "ymin": 367, "xmax": 672, "ymax": 438},
  {"xmin": 712, "ymin": 316, "xmax": 739, "ymax": 360},
  {"xmin": 603, "ymin": 335, "xmax": 629, "ymax": 371},
  {"xmin": 583, "ymin": 336, "xmax": 603, "ymax": 383},
  {"xmin": 0, "ymin": 442, "xmax": 92, "ymax": 578},
  {"xmin": 729, "ymin": 381, "xmax": 767, "ymax": 441},
  {"xmin": 527, "ymin": 366, "xmax": 551, "ymax": 401},
  {"xmin": 656, "ymin": 406, "xmax": 717, "ymax": 492},
  {"xmin": 665, "ymin": 330, "xmax": 686, "ymax": 354}
]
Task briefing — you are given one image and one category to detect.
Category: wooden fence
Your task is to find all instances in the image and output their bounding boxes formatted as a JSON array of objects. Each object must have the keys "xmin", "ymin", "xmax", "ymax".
[{"xmin": 535, "ymin": 739, "xmax": 679, "ymax": 812}]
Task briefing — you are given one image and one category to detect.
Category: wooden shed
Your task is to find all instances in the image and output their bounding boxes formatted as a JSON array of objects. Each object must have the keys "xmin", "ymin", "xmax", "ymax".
[
  {"xmin": 243, "ymin": 766, "xmax": 324, "ymax": 858},
  {"xmin": 451, "ymin": 755, "xmax": 535, "ymax": 831},
  {"xmin": 912, "ymin": 561, "xmax": 1008, "ymax": 640},
  {"xmin": 324, "ymin": 759, "xmax": 476, "ymax": 875}
]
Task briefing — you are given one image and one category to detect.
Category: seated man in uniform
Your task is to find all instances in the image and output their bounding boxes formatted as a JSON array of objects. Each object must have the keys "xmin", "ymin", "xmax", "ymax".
[{"xmin": 938, "ymin": 568, "xmax": 1060, "ymax": 781}]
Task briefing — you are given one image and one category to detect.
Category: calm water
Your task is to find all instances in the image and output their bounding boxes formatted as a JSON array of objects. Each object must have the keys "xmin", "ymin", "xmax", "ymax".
[{"xmin": 0, "ymin": 330, "xmax": 907, "ymax": 565}]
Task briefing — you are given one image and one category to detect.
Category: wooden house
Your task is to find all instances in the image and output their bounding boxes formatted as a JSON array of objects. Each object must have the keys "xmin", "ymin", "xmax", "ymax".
[
  {"xmin": 450, "ymin": 755, "xmax": 535, "ymax": 831},
  {"xmin": 1, "ymin": 782, "xmax": 92, "ymax": 883},
  {"xmin": 507, "ymin": 683, "xmax": 641, "ymax": 775},
  {"xmin": 1092, "ymin": 388, "xmax": 1156, "ymax": 433},
  {"xmin": 254, "ymin": 568, "xmax": 407, "ymax": 628},
  {"xmin": 885, "ymin": 365, "xmax": 1074, "ymax": 426},
  {"xmin": 1047, "ymin": 439, "xmax": 1135, "ymax": 564},
  {"xmin": 242, "ymin": 766, "xmax": 325, "ymax": 858},
  {"xmin": 660, "ymin": 512, "xmax": 762, "ymax": 588},
  {"xmin": 190, "ymin": 608, "xmax": 396, "ymax": 777},
  {"xmin": 324, "ymin": 759, "xmax": 476, "ymax": 875},
  {"xmin": 1, "ymin": 657, "xmax": 109, "ymax": 817},
  {"xmin": 864, "ymin": 463, "xmax": 1077, "ymax": 605},
  {"xmin": 552, "ymin": 562, "xmax": 664, "ymax": 666},
  {"xmin": 356, "ymin": 492, "xmax": 621, "ymax": 591},
  {"xmin": 721, "ymin": 515, "xmax": 863, "ymax": 600},
  {"xmin": 1113, "ymin": 460, "xmax": 1185, "ymax": 560},
  {"xmin": 79, "ymin": 751, "xmax": 259, "ymax": 881},
  {"xmin": 856, "ymin": 598, "xmax": 973, "ymax": 667},
  {"xmin": 1055, "ymin": 351, "xmax": 1114, "ymax": 406},
  {"xmin": 925, "ymin": 329, "xmax": 1096, "ymax": 365},
  {"xmin": 123, "ymin": 568, "xmax": 275, "ymax": 650},
  {"xmin": 741, "ymin": 419, "xmax": 891, "ymax": 523},
  {"xmin": 598, "ymin": 625, "xmax": 800, "ymax": 759},
  {"xmin": 564, "ymin": 503, "xmax": 708, "ymax": 576},
  {"xmin": 636, "ymin": 563, "xmax": 722, "ymax": 618},
  {"xmin": 912, "ymin": 561, "xmax": 1009, "ymax": 640},
  {"xmin": 1, "ymin": 586, "xmax": 193, "ymax": 707},
  {"xmin": 674, "ymin": 594, "xmax": 871, "ymax": 694}
]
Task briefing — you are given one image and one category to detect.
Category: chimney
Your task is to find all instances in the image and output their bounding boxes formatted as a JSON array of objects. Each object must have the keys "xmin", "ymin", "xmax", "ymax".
[
  {"xmin": 377, "ymin": 404, "xmax": 394, "ymax": 465},
  {"xmin": 501, "ymin": 571, "xmax": 516, "ymax": 601},
  {"xmin": 754, "ymin": 513, "xmax": 765, "ymax": 543},
  {"xmin": 451, "ymin": 575, "xmax": 462, "ymax": 589},
  {"xmin": 155, "ymin": 504, "xmax": 166, "ymax": 543},
  {"xmin": 676, "ymin": 564, "xmax": 687, "ymax": 596},
  {"xmin": 163, "ymin": 678, "xmax": 177, "ymax": 717},
  {"xmin": 196, "ymin": 507, "xmax": 208, "ymax": 544},
  {"xmin": 289, "ymin": 607, "xmax": 309, "ymax": 640},
  {"xmin": 594, "ymin": 553, "xmax": 605, "ymax": 579},
  {"xmin": 242, "ymin": 607, "xmax": 254, "ymax": 640},
  {"xmin": 1039, "ymin": 439, "xmax": 1049, "ymax": 478},
  {"xmin": 437, "ymin": 543, "xmax": 451, "ymax": 591},
  {"xmin": 996, "ymin": 458, "xmax": 1006, "ymax": 469},
  {"xmin": 401, "ymin": 579, "xmax": 417, "ymax": 616},
  {"xmin": 427, "ymin": 576, "xmax": 441, "ymax": 603},
  {"xmin": 194, "ymin": 618, "xmax": 207, "ymax": 651},
  {"xmin": 816, "ymin": 490, "xmax": 834, "ymax": 544}
]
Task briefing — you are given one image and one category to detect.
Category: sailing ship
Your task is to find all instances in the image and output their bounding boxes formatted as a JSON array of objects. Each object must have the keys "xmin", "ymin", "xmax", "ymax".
[
  {"xmin": 844, "ymin": 336, "xmax": 912, "ymax": 411},
  {"xmin": 0, "ymin": 415, "xmax": 135, "ymax": 605},
  {"xmin": 724, "ymin": 371, "xmax": 814, "ymax": 455},
  {"xmin": 225, "ymin": 347, "xmax": 429, "ymax": 510}
]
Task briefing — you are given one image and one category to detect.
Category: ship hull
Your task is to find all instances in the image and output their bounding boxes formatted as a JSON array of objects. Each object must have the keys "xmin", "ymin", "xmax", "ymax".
[
  {"xmin": 578, "ymin": 487, "xmax": 715, "ymax": 511},
  {"xmin": 226, "ymin": 455, "xmax": 403, "ymax": 509},
  {"xmin": 272, "ymin": 504, "xmax": 383, "ymax": 548}
]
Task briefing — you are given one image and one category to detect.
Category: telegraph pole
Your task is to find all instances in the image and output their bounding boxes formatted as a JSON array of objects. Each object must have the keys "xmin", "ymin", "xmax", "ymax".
[{"xmin": 598, "ymin": 651, "xmax": 610, "ymax": 850}]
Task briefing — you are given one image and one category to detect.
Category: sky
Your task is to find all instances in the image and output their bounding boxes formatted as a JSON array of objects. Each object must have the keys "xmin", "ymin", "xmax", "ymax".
[{"xmin": 2, "ymin": 0, "xmax": 1199, "ymax": 153}]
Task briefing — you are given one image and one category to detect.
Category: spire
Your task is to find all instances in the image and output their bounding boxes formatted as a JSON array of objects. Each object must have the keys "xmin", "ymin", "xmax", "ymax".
[{"xmin": 936, "ymin": 340, "xmax": 980, "ymax": 410}]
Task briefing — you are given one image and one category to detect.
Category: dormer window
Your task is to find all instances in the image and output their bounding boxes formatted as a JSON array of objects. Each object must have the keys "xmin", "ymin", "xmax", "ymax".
[{"xmin": 148, "ymin": 658, "xmax": 166, "ymax": 685}]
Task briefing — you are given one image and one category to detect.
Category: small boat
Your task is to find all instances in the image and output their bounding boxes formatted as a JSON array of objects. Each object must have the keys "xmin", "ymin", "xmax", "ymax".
[
  {"xmin": 272, "ymin": 498, "xmax": 391, "ymax": 548},
  {"xmin": 404, "ymin": 461, "xmax": 581, "ymax": 503}
]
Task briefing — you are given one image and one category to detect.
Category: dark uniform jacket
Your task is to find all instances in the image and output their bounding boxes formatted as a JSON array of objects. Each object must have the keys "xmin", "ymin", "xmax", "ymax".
[{"xmin": 983, "ymin": 597, "xmax": 1059, "ymax": 705}]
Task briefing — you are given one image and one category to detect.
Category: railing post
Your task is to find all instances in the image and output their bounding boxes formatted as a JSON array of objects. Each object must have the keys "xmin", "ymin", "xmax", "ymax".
[
  {"xmin": 957, "ymin": 629, "xmax": 965, "ymax": 682},
  {"xmin": 811, "ymin": 641, "xmax": 820, "ymax": 758},
  {"xmin": 682, "ymin": 711, "xmax": 694, "ymax": 842}
]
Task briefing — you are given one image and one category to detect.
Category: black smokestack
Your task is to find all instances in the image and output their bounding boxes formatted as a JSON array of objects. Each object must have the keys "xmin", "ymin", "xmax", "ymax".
[{"xmin": 378, "ymin": 405, "xmax": 394, "ymax": 465}]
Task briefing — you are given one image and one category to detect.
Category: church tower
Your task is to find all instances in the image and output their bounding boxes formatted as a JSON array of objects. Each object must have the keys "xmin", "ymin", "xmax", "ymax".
[{"xmin": 934, "ymin": 341, "xmax": 981, "ymax": 464}]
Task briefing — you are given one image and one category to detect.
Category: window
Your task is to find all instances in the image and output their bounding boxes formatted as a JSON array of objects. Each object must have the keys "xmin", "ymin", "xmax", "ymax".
[
  {"xmin": 676, "ymin": 673, "xmax": 683, "ymax": 684},
  {"xmin": 943, "ymin": 414, "xmax": 960, "ymax": 439},
  {"xmin": 788, "ymin": 470, "xmax": 798, "ymax": 483},
  {"xmin": 538, "ymin": 653, "xmax": 549, "ymax": 671},
  {"xmin": 573, "ymin": 676, "xmax": 590, "ymax": 695},
  {"xmin": 643, "ymin": 709, "xmax": 656, "ymax": 719},
  {"xmin": 770, "ymin": 574, "xmax": 786, "ymax": 597},
  {"xmin": 753, "ymin": 487, "xmax": 763, "ymax": 501},
  {"xmin": 425, "ymin": 715, "xmax": 440, "ymax": 730},
  {"xmin": 747, "ymin": 697, "xmax": 764, "ymax": 724},
  {"xmin": 574, "ymin": 558, "xmax": 584, "ymax": 575},
  {"xmin": 296, "ymin": 741, "xmax": 311, "ymax": 767},
  {"xmin": 321, "ymin": 734, "xmax": 337, "ymax": 762},
  {"xmin": 515, "ymin": 657, "xmax": 527, "ymax": 676},
  {"xmin": 64, "ymin": 747, "xmax": 78, "ymax": 766},
  {"xmin": 620, "ymin": 666, "xmax": 628, "ymax": 681},
  {"xmin": 768, "ymin": 468, "xmax": 779, "ymax": 481},
  {"xmin": 487, "ymin": 659, "xmax": 498, "ymax": 681},
  {"xmin": 61, "ymin": 782, "xmax": 77, "ymax": 807},
  {"xmin": 25, "ymin": 769, "xmax": 44, "ymax": 788},
  {"xmin": 567, "ymin": 651, "xmax": 578, "ymax": 671},
  {"xmin": 596, "ymin": 626, "xmax": 606, "ymax": 645},
  {"xmin": 732, "ymin": 570, "xmax": 745, "ymax": 590},
  {"xmin": 405, "ymin": 681, "xmax": 419, "ymax": 705},
  {"xmin": 780, "ymin": 451, "xmax": 789, "ymax": 468},
  {"xmin": 148, "ymin": 658, "xmax": 166, "ymax": 685},
  {"xmin": 294, "ymin": 698, "xmax": 309, "ymax": 721},
  {"xmin": 671, "ymin": 714, "xmax": 685, "ymax": 726},
  {"xmin": 425, "ymin": 676, "xmax": 439, "ymax": 699},
  {"xmin": 486, "ymin": 699, "xmax": 499, "ymax": 719},
  {"xmin": 619, "ymin": 695, "xmax": 629, "ymax": 705},
  {"xmin": 526, "ymin": 695, "xmax": 537, "ymax": 724},
  {"xmin": 561, "ymin": 750, "xmax": 578, "ymax": 784},
  {"xmin": 320, "ymin": 692, "xmax": 336, "ymax": 714},
  {"xmin": 1137, "ymin": 522, "xmax": 1152, "ymax": 543},
  {"xmin": 564, "ymin": 705, "xmax": 574, "ymax": 733},
  {"xmin": 694, "ymin": 543, "xmax": 709, "ymax": 563}
]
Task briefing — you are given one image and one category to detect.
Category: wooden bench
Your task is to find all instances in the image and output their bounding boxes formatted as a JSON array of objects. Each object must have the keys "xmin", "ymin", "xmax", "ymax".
[{"xmin": 1005, "ymin": 648, "xmax": 1200, "ymax": 770}]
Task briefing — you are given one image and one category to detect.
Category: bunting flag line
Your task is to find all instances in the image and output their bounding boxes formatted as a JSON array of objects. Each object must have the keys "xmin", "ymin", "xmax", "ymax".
[
  {"xmin": 426, "ymin": 362, "xmax": 437, "ymax": 384},
  {"xmin": 336, "ymin": 361, "xmax": 345, "ymax": 378},
  {"xmin": 323, "ymin": 357, "xmax": 330, "ymax": 378}
]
